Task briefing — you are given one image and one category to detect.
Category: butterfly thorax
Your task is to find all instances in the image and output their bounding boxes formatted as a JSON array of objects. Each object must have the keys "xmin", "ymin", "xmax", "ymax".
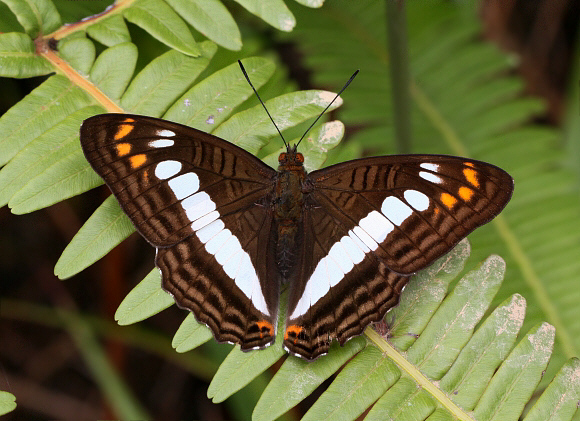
[{"xmin": 274, "ymin": 147, "xmax": 307, "ymax": 279}]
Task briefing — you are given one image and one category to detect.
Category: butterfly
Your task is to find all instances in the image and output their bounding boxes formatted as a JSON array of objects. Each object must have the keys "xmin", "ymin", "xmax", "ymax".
[{"xmin": 79, "ymin": 110, "xmax": 513, "ymax": 360}]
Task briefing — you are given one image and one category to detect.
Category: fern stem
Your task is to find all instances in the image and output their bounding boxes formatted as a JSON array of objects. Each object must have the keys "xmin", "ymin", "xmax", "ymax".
[
  {"xmin": 386, "ymin": 0, "xmax": 412, "ymax": 154},
  {"xmin": 366, "ymin": 328, "xmax": 476, "ymax": 420}
]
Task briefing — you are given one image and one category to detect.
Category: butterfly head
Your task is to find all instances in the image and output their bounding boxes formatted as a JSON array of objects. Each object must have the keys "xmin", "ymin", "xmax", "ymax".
[{"xmin": 278, "ymin": 144, "xmax": 304, "ymax": 169}]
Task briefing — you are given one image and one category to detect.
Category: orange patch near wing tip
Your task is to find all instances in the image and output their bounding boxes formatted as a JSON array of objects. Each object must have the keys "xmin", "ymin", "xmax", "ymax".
[
  {"xmin": 464, "ymin": 161, "xmax": 474, "ymax": 168},
  {"xmin": 114, "ymin": 123, "xmax": 134, "ymax": 140},
  {"xmin": 459, "ymin": 186, "xmax": 474, "ymax": 201},
  {"xmin": 284, "ymin": 325, "xmax": 304, "ymax": 341},
  {"xmin": 116, "ymin": 142, "xmax": 131, "ymax": 156},
  {"xmin": 129, "ymin": 154, "xmax": 147, "ymax": 169},
  {"xmin": 463, "ymin": 168, "xmax": 479, "ymax": 187},
  {"xmin": 123, "ymin": 117, "xmax": 135, "ymax": 123},
  {"xmin": 441, "ymin": 192, "xmax": 457, "ymax": 209}
]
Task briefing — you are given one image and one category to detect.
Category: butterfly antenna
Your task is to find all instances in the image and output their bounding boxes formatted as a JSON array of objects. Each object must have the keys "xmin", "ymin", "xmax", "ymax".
[
  {"xmin": 238, "ymin": 60, "xmax": 288, "ymax": 149},
  {"xmin": 296, "ymin": 69, "xmax": 359, "ymax": 148}
]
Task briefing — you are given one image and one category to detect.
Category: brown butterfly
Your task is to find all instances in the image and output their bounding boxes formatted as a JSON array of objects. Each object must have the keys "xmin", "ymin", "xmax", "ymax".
[{"xmin": 79, "ymin": 67, "xmax": 513, "ymax": 360}]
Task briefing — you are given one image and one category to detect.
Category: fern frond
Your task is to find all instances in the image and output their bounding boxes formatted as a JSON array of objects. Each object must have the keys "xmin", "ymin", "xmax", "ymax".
[{"xmin": 1, "ymin": 0, "xmax": 579, "ymax": 419}]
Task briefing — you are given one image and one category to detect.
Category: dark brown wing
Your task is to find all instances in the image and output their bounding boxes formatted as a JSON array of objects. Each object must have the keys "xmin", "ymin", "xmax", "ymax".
[
  {"xmin": 284, "ymin": 154, "xmax": 513, "ymax": 359},
  {"xmin": 284, "ymin": 203, "xmax": 409, "ymax": 360},
  {"xmin": 80, "ymin": 114, "xmax": 279, "ymax": 350}
]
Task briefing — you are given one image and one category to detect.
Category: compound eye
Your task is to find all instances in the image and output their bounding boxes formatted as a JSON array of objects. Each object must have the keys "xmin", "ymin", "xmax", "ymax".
[
  {"xmin": 278, "ymin": 152, "xmax": 287, "ymax": 163},
  {"xmin": 296, "ymin": 153, "xmax": 304, "ymax": 163}
]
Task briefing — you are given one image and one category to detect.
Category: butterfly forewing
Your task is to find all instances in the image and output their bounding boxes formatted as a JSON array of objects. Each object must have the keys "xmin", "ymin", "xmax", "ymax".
[
  {"xmin": 309, "ymin": 155, "xmax": 512, "ymax": 275},
  {"xmin": 80, "ymin": 114, "xmax": 280, "ymax": 350},
  {"xmin": 283, "ymin": 155, "xmax": 512, "ymax": 359}
]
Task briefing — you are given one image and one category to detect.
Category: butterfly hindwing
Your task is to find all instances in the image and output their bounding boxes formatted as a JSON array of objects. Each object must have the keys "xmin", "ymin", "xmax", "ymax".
[
  {"xmin": 284, "ymin": 155, "xmax": 513, "ymax": 359},
  {"xmin": 80, "ymin": 114, "xmax": 279, "ymax": 349},
  {"xmin": 284, "ymin": 204, "xmax": 409, "ymax": 359}
]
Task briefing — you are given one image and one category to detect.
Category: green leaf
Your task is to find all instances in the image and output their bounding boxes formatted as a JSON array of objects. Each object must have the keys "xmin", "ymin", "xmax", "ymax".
[
  {"xmin": 214, "ymin": 90, "xmax": 343, "ymax": 154},
  {"xmin": 473, "ymin": 323, "xmax": 556, "ymax": 421},
  {"xmin": 232, "ymin": 0, "xmax": 295, "ymax": 32},
  {"xmin": 406, "ymin": 255, "xmax": 505, "ymax": 379},
  {"xmin": 388, "ymin": 239, "xmax": 470, "ymax": 351},
  {"xmin": 253, "ymin": 337, "xmax": 367, "ymax": 421},
  {"xmin": 293, "ymin": 0, "xmax": 324, "ymax": 7},
  {"xmin": 0, "ymin": 105, "xmax": 102, "ymax": 208},
  {"xmin": 123, "ymin": 0, "xmax": 199, "ymax": 57},
  {"xmin": 8, "ymin": 144, "xmax": 102, "ymax": 214},
  {"xmin": 207, "ymin": 338, "xmax": 285, "ymax": 404},
  {"xmin": 115, "ymin": 269, "xmax": 174, "ymax": 325},
  {"xmin": 172, "ymin": 313, "xmax": 213, "ymax": 353},
  {"xmin": 365, "ymin": 377, "xmax": 436, "ymax": 420},
  {"xmin": 165, "ymin": 0, "xmax": 242, "ymax": 51},
  {"xmin": 426, "ymin": 409, "xmax": 454, "ymax": 421},
  {"xmin": 121, "ymin": 41, "xmax": 217, "ymax": 116},
  {"xmin": 0, "ymin": 32, "xmax": 53, "ymax": 77},
  {"xmin": 54, "ymin": 195, "xmax": 135, "ymax": 279},
  {"xmin": 86, "ymin": 14, "xmax": 131, "ymax": 47},
  {"xmin": 90, "ymin": 42, "xmax": 138, "ymax": 101},
  {"xmin": 164, "ymin": 56, "xmax": 275, "ymax": 129},
  {"xmin": 439, "ymin": 294, "xmax": 526, "ymax": 410},
  {"xmin": 57, "ymin": 36, "xmax": 96, "ymax": 75},
  {"xmin": 524, "ymin": 357, "xmax": 580, "ymax": 421},
  {"xmin": 0, "ymin": 75, "xmax": 91, "ymax": 166},
  {"xmin": 301, "ymin": 346, "xmax": 400, "ymax": 421},
  {"xmin": 0, "ymin": 0, "xmax": 61, "ymax": 37},
  {"xmin": 0, "ymin": 391, "xmax": 16, "ymax": 416}
]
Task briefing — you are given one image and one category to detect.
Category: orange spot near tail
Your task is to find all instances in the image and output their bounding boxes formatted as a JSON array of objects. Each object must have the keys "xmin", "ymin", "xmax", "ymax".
[
  {"xmin": 459, "ymin": 186, "xmax": 474, "ymax": 201},
  {"xmin": 116, "ymin": 142, "xmax": 131, "ymax": 156},
  {"xmin": 115, "ymin": 123, "xmax": 134, "ymax": 140},
  {"xmin": 129, "ymin": 154, "xmax": 146, "ymax": 169},
  {"xmin": 256, "ymin": 320, "xmax": 273, "ymax": 338},
  {"xmin": 441, "ymin": 192, "xmax": 457, "ymax": 209},
  {"xmin": 284, "ymin": 325, "xmax": 304, "ymax": 341}
]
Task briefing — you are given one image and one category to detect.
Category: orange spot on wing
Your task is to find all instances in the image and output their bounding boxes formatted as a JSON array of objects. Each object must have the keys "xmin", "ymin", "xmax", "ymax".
[
  {"xmin": 284, "ymin": 325, "xmax": 304, "ymax": 341},
  {"xmin": 129, "ymin": 154, "xmax": 146, "ymax": 169},
  {"xmin": 434, "ymin": 207, "xmax": 440, "ymax": 215},
  {"xmin": 463, "ymin": 168, "xmax": 479, "ymax": 187},
  {"xmin": 441, "ymin": 192, "xmax": 457, "ymax": 209},
  {"xmin": 142, "ymin": 169, "xmax": 149, "ymax": 183},
  {"xmin": 115, "ymin": 123, "xmax": 134, "ymax": 140},
  {"xmin": 464, "ymin": 162, "xmax": 474, "ymax": 168},
  {"xmin": 123, "ymin": 118, "xmax": 135, "ymax": 123},
  {"xmin": 459, "ymin": 186, "xmax": 474, "ymax": 201},
  {"xmin": 116, "ymin": 142, "xmax": 131, "ymax": 156},
  {"xmin": 256, "ymin": 320, "xmax": 273, "ymax": 338}
]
